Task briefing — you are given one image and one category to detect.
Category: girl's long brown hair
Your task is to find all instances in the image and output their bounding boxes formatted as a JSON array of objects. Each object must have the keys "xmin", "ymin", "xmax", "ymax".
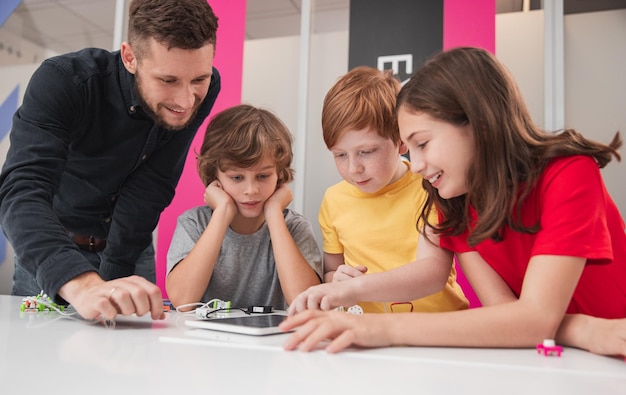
[{"xmin": 397, "ymin": 47, "xmax": 622, "ymax": 246}]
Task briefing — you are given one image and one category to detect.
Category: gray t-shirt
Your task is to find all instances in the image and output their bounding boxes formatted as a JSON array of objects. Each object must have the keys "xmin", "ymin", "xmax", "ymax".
[{"xmin": 167, "ymin": 206, "xmax": 322, "ymax": 310}]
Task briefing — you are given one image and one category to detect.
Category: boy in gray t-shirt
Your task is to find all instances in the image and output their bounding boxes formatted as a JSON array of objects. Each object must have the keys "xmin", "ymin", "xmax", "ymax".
[{"xmin": 166, "ymin": 105, "xmax": 322, "ymax": 310}]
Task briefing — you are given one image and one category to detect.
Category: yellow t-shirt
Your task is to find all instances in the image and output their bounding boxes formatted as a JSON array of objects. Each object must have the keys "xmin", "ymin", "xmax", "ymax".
[{"xmin": 319, "ymin": 161, "xmax": 468, "ymax": 313}]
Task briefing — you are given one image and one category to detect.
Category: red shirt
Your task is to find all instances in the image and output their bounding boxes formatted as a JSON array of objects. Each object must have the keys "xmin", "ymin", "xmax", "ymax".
[{"xmin": 440, "ymin": 155, "xmax": 626, "ymax": 318}]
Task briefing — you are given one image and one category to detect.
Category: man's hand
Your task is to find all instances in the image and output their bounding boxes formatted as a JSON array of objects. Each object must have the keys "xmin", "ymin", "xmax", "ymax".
[{"xmin": 59, "ymin": 272, "xmax": 165, "ymax": 320}]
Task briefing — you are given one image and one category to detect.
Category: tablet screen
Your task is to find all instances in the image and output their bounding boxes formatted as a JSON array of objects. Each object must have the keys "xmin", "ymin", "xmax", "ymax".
[{"xmin": 185, "ymin": 314, "xmax": 289, "ymax": 336}]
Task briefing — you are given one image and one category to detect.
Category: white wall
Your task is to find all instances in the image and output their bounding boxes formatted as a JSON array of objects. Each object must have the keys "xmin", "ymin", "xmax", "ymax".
[
  {"xmin": 496, "ymin": 10, "xmax": 545, "ymax": 126},
  {"xmin": 564, "ymin": 10, "xmax": 626, "ymax": 216}
]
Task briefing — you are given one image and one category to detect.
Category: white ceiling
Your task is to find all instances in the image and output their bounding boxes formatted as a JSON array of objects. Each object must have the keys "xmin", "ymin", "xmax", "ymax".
[
  {"xmin": 0, "ymin": 0, "xmax": 349, "ymax": 62},
  {"xmin": 5, "ymin": 0, "xmax": 116, "ymax": 53},
  {"xmin": 245, "ymin": 0, "xmax": 349, "ymax": 39}
]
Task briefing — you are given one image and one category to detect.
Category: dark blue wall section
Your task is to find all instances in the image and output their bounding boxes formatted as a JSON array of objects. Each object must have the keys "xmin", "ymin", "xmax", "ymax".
[
  {"xmin": 348, "ymin": 0, "xmax": 443, "ymax": 82},
  {"xmin": 1, "ymin": 0, "xmax": 22, "ymax": 27}
]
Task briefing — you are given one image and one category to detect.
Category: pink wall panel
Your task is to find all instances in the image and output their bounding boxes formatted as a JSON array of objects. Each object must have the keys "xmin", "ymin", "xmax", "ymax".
[
  {"xmin": 444, "ymin": 0, "xmax": 495, "ymax": 54},
  {"xmin": 444, "ymin": 0, "xmax": 495, "ymax": 307},
  {"xmin": 156, "ymin": 0, "xmax": 246, "ymax": 298}
]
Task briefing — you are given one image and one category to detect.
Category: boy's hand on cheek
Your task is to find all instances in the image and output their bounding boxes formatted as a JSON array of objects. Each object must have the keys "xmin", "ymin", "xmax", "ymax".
[
  {"xmin": 204, "ymin": 181, "xmax": 237, "ymax": 218},
  {"xmin": 265, "ymin": 183, "xmax": 293, "ymax": 215}
]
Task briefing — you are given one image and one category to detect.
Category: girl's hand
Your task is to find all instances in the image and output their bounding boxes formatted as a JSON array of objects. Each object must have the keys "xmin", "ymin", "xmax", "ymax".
[
  {"xmin": 264, "ymin": 183, "xmax": 293, "ymax": 215},
  {"xmin": 287, "ymin": 281, "xmax": 358, "ymax": 315},
  {"xmin": 280, "ymin": 310, "xmax": 393, "ymax": 353},
  {"xmin": 565, "ymin": 315, "xmax": 626, "ymax": 358},
  {"xmin": 332, "ymin": 264, "xmax": 368, "ymax": 282}
]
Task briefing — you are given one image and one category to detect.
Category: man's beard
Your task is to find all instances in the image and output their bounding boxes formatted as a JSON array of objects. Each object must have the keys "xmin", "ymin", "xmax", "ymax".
[{"xmin": 134, "ymin": 72, "xmax": 199, "ymax": 132}]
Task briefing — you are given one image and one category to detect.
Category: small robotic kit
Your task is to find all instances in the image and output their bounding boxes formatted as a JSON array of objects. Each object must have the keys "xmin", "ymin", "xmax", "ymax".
[
  {"xmin": 20, "ymin": 291, "xmax": 66, "ymax": 313},
  {"xmin": 536, "ymin": 339, "xmax": 563, "ymax": 357}
]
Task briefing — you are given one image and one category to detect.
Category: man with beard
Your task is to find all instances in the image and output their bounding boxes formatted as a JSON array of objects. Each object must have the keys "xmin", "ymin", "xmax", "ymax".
[{"xmin": 0, "ymin": 0, "xmax": 221, "ymax": 321}]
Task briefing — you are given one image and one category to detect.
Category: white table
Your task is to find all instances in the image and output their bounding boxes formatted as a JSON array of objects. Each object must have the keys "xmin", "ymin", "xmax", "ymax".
[{"xmin": 0, "ymin": 295, "xmax": 624, "ymax": 394}]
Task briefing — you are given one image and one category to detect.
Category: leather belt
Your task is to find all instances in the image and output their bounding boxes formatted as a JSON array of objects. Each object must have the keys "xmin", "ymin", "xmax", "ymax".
[{"xmin": 67, "ymin": 231, "xmax": 106, "ymax": 252}]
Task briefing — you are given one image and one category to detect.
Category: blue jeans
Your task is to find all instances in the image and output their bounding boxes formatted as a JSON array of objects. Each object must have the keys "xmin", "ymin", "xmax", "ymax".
[{"xmin": 12, "ymin": 243, "xmax": 156, "ymax": 296}]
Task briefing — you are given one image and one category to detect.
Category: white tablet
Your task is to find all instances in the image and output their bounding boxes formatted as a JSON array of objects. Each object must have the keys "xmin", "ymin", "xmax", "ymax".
[
  {"xmin": 185, "ymin": 314, "xmax": 291, "ymax": 336},
  {"xmin": 184, "ymin": 328, "xmax": 292, "ymax": 345}
]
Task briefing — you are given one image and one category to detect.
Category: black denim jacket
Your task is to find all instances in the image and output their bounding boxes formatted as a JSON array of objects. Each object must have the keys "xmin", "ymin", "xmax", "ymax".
[{"xmin": 0, "ymin": 48, "xmax": 221, "ymax": 300}]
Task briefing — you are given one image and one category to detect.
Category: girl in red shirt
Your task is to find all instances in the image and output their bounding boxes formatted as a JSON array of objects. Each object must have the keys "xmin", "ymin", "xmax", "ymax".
[{"xmin": 281, "ymin": 47, "xmax": 626, "ymax": 358}]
